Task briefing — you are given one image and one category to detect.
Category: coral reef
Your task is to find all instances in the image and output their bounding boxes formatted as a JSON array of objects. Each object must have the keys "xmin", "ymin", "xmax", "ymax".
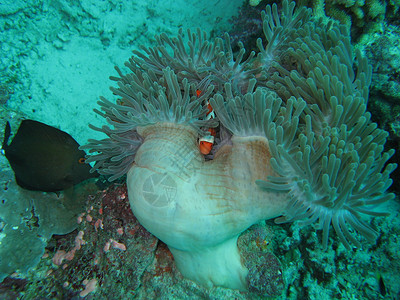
[
  {"xmin": 1, "ymin": 182, "xmax": 399, "ymax": 299},
  {"xmin": 305, "ymin": 0, "xmax": 399, "ymax": 38},
  {"xmin": 83, "ymin": 0, "xmax": 396, "ymax": 295},
  {"xmin": 357, "ymin": 23, "xmax": 400, "ymax": 193},
  {"xmin": 2, "ymin": 183, "xmax": 282, "ymax": 299},
  {"xmin": 363, "ymin": 23, "xmax": 400, "ymax": 112}
]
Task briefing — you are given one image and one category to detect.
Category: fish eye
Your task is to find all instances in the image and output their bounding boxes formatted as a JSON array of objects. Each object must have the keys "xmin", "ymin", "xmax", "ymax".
[{"xmin": 78, "ymin": 157, "xmax": 86, "ymax": 164}]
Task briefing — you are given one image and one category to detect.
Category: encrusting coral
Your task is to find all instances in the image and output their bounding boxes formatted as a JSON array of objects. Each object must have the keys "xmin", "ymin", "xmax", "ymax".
[{"xmin": 82, "ymin": 0, "xmax": 397, "ymax": 295}]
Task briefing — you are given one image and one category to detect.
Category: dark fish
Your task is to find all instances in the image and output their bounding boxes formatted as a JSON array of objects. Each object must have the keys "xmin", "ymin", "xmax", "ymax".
[
  {"xmin": 378, "ymin": 273, "xmax": 386, "ymax": 296},
  {"xmin": 1, "ymin": 120, "xmax": 98, "ymax": 192}
]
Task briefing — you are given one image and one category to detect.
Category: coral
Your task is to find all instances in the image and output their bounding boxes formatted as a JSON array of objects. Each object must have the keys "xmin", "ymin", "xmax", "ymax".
[
  {"xmin": 305, "ymin": 0, "xmax": 400, "ymax": 40},
  {"xmin": 228, "ymin": 4, "xmax": 264, "ymax": 54},
  {"xmin": 238, "ymin": 224, "xmax": 285, "ymax": 296},
  {"xmin": 0, "ymin": 168, "xmax": 97, "ymax": 282},
  {"xmin": 363, "ymin": 23, "xmax": 400, "ymax": 103},
  {"xmin": 9, "ymin": 183, "xmax": 158, "ymax": 299},
  {"xmin": 84, "ymin": 0, "xmax": 396, "ymax": 295}
]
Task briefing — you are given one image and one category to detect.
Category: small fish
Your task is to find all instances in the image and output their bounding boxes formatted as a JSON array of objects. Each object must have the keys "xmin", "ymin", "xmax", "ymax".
[
  {"xmin": 1, "ymin": 120, "xmax": 98, "ymax": 192},
  {"xmin": 377, "ymin": 273, "xmax": 386, "ymax": 297},
  {"xmin": 199, "ymin": 134, "xmax": 215, "ymax": 155},
  {"xmin": 195, "ymin": 89, "xmax": 202, "ymax": 98}
]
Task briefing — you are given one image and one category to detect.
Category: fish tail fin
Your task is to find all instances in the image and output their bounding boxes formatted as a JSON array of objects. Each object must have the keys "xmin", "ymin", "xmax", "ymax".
[{"xmin": 2, "ymin": 121, "xmax": 11, "ymax": 150}]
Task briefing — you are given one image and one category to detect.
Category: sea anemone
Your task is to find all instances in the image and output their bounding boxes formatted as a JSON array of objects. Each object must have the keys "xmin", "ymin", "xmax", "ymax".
[{"xmin": 82, "ymin": 0, "xmax": 396, "ymax": 295}]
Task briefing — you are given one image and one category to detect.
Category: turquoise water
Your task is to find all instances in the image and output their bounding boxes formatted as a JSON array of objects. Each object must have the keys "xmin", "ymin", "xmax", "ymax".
[{"xmin": 1, "ymin": 0, "xmax": 399, "ymax": 299}]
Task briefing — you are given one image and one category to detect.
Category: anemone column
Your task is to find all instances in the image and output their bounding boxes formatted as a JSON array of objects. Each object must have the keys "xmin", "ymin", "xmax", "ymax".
[{"xmin": 127, "ymin": 122, "xmax": 287, "ymax": 290}]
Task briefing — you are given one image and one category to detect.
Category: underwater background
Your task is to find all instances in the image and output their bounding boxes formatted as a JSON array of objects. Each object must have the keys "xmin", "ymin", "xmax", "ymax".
[{"xmin": 1, "ymin": 0, "xmax": 400, "ymax": 299}]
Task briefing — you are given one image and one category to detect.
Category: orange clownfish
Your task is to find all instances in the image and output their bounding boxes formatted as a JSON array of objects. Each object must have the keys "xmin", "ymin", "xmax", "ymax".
[
  {"xmin": 199, "ymin": 134, "xmax": 215, "ymax": 155},
  {"xmin": 197, "ymin": 89, "xmax": 216, "ymax": 155}
]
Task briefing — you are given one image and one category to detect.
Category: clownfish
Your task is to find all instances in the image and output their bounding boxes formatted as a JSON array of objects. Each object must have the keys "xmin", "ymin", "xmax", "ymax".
[
  {"xmin": 197, "ymin": 89, "xmax": 216, "ymax": 155},
  {"xmin": 199, "ymin": 134, "xmax": 214, "ymax": 155}
]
